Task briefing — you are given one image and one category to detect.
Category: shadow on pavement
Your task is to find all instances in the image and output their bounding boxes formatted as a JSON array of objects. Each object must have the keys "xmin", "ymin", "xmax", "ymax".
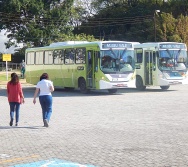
[
  {"xmin": 0, "ymin": 126, "xmax": 45, "ymax": 129},
  {"xmin": 0, "ymin": 86, "xmax": 177, "ymax": 98}
]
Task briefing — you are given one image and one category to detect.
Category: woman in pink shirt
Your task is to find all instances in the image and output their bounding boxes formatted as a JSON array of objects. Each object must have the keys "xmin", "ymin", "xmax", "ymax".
[{"xmin": 7, "ymin": 73, "xmax": 25, "ymax": 126}]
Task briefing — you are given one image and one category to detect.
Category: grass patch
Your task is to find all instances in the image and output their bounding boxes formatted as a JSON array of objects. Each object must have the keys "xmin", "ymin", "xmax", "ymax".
[
  {"xmin": 0, "ymin": 71, "xmax": 21, "ymax": 82},
  {"xmin": 0, "ymin": 74, "xmax": 10, "ymax": 81}
]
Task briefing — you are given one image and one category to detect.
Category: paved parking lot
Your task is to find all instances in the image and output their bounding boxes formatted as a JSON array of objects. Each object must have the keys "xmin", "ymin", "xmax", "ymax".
[{"xmin": 0, "ymin": 84, "xmax": 188, "ymax": 167}]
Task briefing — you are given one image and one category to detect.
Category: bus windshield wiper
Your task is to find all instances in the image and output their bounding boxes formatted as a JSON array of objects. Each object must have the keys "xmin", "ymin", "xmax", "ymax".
[
  {"xmin": 175, "ymin": 49, "xmax": 181, "ymax": 61},
  {"xmin": 120, "ymin": 48, "xmax": 127, "ymax": 59},
  {"xmin": 166, "ymin": 49, "xmax": 172, "ymax": 58},
  {"xmin": 110, "ymin": 48, "xmax": 118, "ymax": 59}
]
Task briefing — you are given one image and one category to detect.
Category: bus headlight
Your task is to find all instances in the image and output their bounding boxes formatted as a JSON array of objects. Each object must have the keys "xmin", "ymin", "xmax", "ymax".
[
  {"xmin": 159, "ymin": 74, "xmax": 166, "ymax": 79},
  {"xmin": 181, "ymin": 72, "xmax": 187, "ymax": 77}
]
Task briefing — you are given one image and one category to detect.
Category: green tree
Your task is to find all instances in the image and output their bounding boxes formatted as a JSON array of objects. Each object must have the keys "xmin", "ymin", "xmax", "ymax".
[
  {"xmin": 175, "ymin": 15, "xmax": 188, "ymax": 46},
  {"xmin": 0, "ymin": 0, "xmax": 74, "ymax": 47},
  {"xmin": 158, "ymin": 13, "xmax": 176, "ymax": 41},
  {"xmin": 157, "ymin": 12, "xmax": 188, "ymax": 46},
  {"xmin": 75, "ymin": 0, "xmax": 158, "ymax": 41},
  {"xmin": 75, "ymin": 0, "xmax": 188, "ymax": 44}
]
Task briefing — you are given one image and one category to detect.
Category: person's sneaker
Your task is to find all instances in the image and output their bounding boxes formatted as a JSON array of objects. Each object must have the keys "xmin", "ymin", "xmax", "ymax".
[
  {"xmin": 15, "ymin": 123, "xmax": 18, "ymax": 126},
  {"xmin": 44, "ymin": 119, "xmax": 49, "ymax": 127},
  {"xmin": 9, "ymin": 119, "xmax": 13, "ymax": 126}
]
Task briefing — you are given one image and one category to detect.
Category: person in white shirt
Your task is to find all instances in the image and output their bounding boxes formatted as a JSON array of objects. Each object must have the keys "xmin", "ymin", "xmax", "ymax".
[{"xmin": 33, "ymin": 73, "xmax": 54, "ymax": 127}]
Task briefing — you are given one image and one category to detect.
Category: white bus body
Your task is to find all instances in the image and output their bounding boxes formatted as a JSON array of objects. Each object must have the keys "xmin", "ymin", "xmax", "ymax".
[{"xmin": 134, "ymin": 42, "xmax": 188, "ymax": 90}]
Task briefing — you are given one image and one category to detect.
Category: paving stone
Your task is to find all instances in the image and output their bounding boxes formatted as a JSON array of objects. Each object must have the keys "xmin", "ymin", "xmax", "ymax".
[{"xmin": 0, "ymin": 85, "xmax": 188, "ymax": 166}]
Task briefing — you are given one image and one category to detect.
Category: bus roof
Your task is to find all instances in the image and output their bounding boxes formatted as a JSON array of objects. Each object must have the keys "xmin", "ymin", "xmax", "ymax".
[
  {"xmin": 26, "ymin": 41, "xmax": 140, "ymax": 52},
  {"xmin": 134, "ymin": 42, "xmax": 187, "ymax": 49},
  {"xmin": 49, "ymin": 41, "xmax": 89, "ymax": 46}
]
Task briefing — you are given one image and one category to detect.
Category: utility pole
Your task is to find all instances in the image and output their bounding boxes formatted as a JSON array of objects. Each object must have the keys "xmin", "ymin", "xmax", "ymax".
[{"xmin": 154, "ymin": 10, "xmax": 160, "ymax": 42}]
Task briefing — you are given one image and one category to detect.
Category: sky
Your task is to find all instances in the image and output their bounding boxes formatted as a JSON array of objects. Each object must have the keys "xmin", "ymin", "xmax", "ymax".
[
  {"xmin": 0, "ymin": 30, "xmax": 9, "ymax": 53},
  {"xmin": 0, "ymin": 30, "xmax": 23, "ymax": 54}
]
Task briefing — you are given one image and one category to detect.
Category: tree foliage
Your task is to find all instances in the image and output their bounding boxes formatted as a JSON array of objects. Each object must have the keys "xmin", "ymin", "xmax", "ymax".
[
  {"xmin": 0, "ymin": 0, "xmax": 74, "ymax": 47},
  {"xmin": 1, "ymin": 0, "xmax": 188, "ymax": 53},
  {"xmin": 74, "ymin": 0, "xmax": 188, "ymax": 46}
]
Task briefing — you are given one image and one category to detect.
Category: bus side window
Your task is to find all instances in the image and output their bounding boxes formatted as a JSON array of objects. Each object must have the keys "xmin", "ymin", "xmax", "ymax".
[
  {"xmin": 76, "ymin": 48, "xmax": 86, "ymax": 64},
  {"xmin": 35, "ymin": 51, "xmax": 44, "ymax": 65},
  {"xmin": 88, "ymin": 52, "xmax": 92, "ymax": 65},
  {"xmin": 64, "ymin": 50, "xmax": 69, "ymax": 64},
  {"xmin": 53, "ymin": 50, "xmax": 64, "ymax": 64},
  {"xmin": 65, "ymin": 49, "xmax": 75, "ymax": 64},
  {"xmin": 44, "ymin": 51, "xmax": 53, "ymax": 64},
  {"xmin": 135, "ymin": 49, "xmax": 143, "ymax": 63},
  {"xmin": 27, "ymin": 52, "xmax": 35, "ymax": 65},
  {"xmin": 153, "ymin": 52, "xmax": 156, "ymax": 70},
  {"xmin": 94, "ymin": 51, "xmax": 99, "ymax": 72}
]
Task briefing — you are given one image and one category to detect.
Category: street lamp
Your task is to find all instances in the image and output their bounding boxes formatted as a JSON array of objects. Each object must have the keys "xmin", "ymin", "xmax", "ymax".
[{"xmin": 154, "ymin": 10, "xmax": 160, "ymax": 42}]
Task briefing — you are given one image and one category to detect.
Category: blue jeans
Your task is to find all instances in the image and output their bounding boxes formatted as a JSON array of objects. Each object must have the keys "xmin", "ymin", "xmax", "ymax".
[
  {"xmin": 9, "ymin": 102, "xmax": 20, "ymax": 123},
  {"xmin": 39, "ymin": 95, "xmax": 52, "ymax": 122}
]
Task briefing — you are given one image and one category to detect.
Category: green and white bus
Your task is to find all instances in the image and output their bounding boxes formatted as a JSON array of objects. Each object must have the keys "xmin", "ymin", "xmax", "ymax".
[
  {"xmin": 134, "ymin": 42, "xmax": 188, "ymax": 90},
  {"xmin": 25, "ymin": 41, "xmax": 139, "ymax": 93}
]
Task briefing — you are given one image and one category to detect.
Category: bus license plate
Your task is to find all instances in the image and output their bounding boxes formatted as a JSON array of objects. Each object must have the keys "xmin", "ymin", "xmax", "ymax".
[
  {"xmin": 116, "ymin": 84, "xmax": 127, "ymax": 87},
  {"xmin": 170, "ymin": 81, "xmax": 182, "ymax": 85}
]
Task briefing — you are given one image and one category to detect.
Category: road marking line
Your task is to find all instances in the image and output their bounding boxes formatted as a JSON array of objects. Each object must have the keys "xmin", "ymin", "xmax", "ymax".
[
  {"xmin": 0, "ymin": 154, "xmax": 10, "ymax": 158},
  {"xmin": 0, "ymin": 155, "xmax": 39, "ymax": 164}
]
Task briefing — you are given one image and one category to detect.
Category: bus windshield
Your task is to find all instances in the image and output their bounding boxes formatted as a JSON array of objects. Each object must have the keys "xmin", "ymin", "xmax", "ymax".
[
  {"xmin": 158, "ymin": 49, "xmax": 187, "ymax": 71},
  {"xmin": 100, "ymin": 49, "xmax": 134, "ymax": 73}
]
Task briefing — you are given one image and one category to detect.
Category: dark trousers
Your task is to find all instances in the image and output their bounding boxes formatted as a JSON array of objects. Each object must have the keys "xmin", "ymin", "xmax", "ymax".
[{"xmin": 9, "ymin": 102, "xmax": 20, "ymax": 123}]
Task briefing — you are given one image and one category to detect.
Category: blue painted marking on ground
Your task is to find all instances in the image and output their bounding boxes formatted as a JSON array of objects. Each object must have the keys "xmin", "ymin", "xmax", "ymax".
[{"xmin": 11, "ymin": 158, "xmax": 97, "ymax": 167}]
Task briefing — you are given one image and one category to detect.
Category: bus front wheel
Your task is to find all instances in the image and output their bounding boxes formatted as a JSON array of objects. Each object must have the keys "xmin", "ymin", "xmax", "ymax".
[
  {"xmin": 108, "ymin": 89, "xmax": 117, "ymax": 94},
  {"xmin": 136, "ymin": 76, "xmax": 146, "ymax": 90},
  {"xmin": 79, "ymin": 78, "xmax": 89, "ymax": 94},
  {"xmin": 160, "ymin": 86, "xmax": 170, "ymax": 90}
]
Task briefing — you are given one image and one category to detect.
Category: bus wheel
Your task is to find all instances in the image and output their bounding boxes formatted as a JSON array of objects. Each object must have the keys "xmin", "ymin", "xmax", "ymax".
[
  {"xmin": 108, "ymin": 89, "xmax": 117, "ymax": 94},
  {"xmin": 160, "ymin": 86, "xmax": 170, "ymax": 90},
  {"xmin": 136, "ymin": 76, "xmax": 146, "ymax": 90},
  {"xmin": 79, "ymin": 78, "xmax": 89, "ymax": 94}
]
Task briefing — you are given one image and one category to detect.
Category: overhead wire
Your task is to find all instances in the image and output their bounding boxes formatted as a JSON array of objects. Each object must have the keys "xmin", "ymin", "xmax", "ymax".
[
  {"xmin": 0, "ymin": 11, "xmax": 154, "ymax": 40},
  {"xmin": 0, "ymin": 12, "xmax": 153, "ymax": 27}
]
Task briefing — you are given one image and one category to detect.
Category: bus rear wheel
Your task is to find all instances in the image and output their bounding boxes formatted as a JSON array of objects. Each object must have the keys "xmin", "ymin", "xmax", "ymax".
[
  {"xmin": 108, "ymin": 89, "xmax": 117, "ymax": 94},
  {"xmin": 79, "ymin": 78, "xmax": 89, "ymax": 94},
  {"xmin": 136, "ymin": 76, "xmax": 146, "ymax": 90},
  {"xmin": 160, "ymin": 86, "xmax": 170, "ymax": 90}
]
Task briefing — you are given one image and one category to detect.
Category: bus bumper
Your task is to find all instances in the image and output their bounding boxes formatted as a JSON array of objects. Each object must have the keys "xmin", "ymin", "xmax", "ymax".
[
  {"xmin": 99, "ymin": 80, "xmax": 131, "ymax": 89},
  {"xmin": 158, "ymin": 78, "xmax": 182, "ymax": 86},
  {"xmin": 182, "ymin": 78, "xmax": 188, "ymax": 84}
]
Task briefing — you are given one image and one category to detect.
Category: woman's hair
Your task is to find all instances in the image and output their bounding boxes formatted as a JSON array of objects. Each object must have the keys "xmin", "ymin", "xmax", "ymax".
[
  {"xmin": 10, "ymin": 73, "xmax": 19, "ymax": 85},
  {"xmin": 40, "ymin": 73, "xmax": 49, "ymax": 81}
]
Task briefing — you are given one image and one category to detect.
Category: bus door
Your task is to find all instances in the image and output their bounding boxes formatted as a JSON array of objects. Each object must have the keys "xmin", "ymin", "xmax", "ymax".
[
  {"xmin": 144, "ymin": 50, "xmax": 153, "ymax": 85},
  {"xmin": 87, "ymin": 50, "xmax": 94, "ymax": 88}
]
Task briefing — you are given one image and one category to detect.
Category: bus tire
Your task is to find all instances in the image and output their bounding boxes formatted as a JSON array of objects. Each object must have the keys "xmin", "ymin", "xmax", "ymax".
[
  {"xmin": 79, "ymin": 78, "xmax": 89, "ymax": 94},
  {"xmin": 108, "ymin": 89, "xmax": 117, "ymax": 94},
  {"xmin": 136, "ymin": 76, "xmax": 146, "ymax": 90},
  {"xmin": 160, "ymin": 86, "xmax": 170, "ymax": 90}
]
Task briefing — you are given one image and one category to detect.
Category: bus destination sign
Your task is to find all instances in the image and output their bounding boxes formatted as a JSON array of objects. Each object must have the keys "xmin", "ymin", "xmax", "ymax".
[
  {"xmin": 102, "ymin": 43, "xmax": 132, "ymax": 49},
  {"xmin": 159, "ymin": 44, "xmax": 186, "ymax": 49}
]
